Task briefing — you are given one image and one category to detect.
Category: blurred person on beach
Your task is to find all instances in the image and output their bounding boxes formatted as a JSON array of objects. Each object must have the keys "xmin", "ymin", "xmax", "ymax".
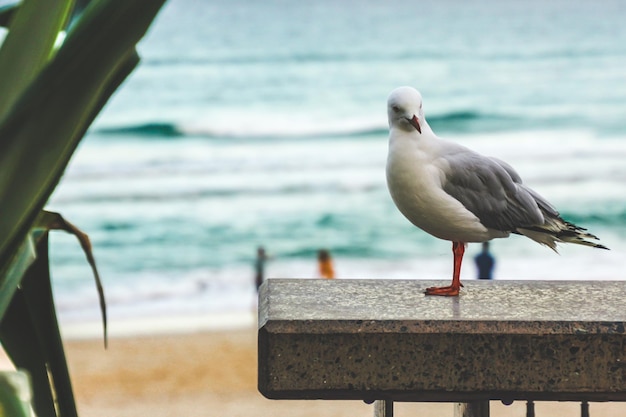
[
  {"xmin": 255, "ymin": 246, "xmax": 269, "ymax": 291},
  {"xmin": 317, "ymin": 249, "xmax": 335, "ymax": 279},
  {"xmin": 474, "ymin": 242, "xmax": 495, "ymax": 280}
]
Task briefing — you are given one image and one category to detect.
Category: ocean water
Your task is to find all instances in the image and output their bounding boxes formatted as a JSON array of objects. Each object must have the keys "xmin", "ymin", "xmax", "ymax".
[{"xmin": 42, "ymin": 0, "xmax": 626, "ymax": 335}]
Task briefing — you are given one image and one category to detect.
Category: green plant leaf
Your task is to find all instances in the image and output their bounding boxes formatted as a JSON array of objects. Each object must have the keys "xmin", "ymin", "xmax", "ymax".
[
  {"xmin": 0, "ymin": 4, "xmax": 18, "ymax": 28},
  {"xmin": 0, "ymin": 233, "xmax": 72, "ymax": 417},
  {"xmin": 0, "ymin": 0, "xmax": 167, "ymax": 415},
  {"xmin": 0, "ymin": 213, "xmax": 105, "ymax": 417},
  {"xmin": 0, "ymin": 0, "xmax": 166, "ymax": 277},
  {"xmin": 0, "ymin": 237, "xmax": 36, "ymax": 323},
  {"xmin": 0, "ymin": 0, "xmax": 73, "ymax": 117},
  {"xmin": 36, "ymin": 211, "xmax": 107, "ymax": 348},
  {"xmin": 0, "ymin": 372, "xmax": 32, "ymax": 417}
]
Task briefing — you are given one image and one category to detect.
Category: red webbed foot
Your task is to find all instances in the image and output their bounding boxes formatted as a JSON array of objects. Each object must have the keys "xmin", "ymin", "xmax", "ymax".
[{"xmin": 424, "ymin": 284, "xmax": 461, "ymax": 296}]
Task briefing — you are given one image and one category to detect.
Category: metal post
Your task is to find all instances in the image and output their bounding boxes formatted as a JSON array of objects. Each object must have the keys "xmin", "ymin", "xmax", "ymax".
[
  {"xmin": 373, "ymin": 400, "xmax": 393, "ymax": 417},
  {"xmin": 526, "ymin": 400, "xmax": 535, "ymax": 417},
  {"xmin": 581, "ymin": 401, "xmax": 589, "ymax": 417},
  {"xmin": 454, "ymin": 401, "xmax": 490, "ymax": 417}
]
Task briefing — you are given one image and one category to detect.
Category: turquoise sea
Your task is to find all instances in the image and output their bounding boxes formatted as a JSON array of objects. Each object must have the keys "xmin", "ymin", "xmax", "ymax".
[{"xmin": 41, "ymin": 0, "xmax": 626, "ymax": 334}]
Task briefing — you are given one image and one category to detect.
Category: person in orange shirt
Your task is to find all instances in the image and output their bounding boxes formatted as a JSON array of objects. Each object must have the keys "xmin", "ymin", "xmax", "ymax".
[{"xmin": 317, "ymin": 249, "xmax": 335, "ymax": 279}]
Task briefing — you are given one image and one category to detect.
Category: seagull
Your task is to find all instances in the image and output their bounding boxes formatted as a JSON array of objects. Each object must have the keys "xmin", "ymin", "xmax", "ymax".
[{"xmin": 385, "ymin": 86, "xmax": 608, "ymax": 296}]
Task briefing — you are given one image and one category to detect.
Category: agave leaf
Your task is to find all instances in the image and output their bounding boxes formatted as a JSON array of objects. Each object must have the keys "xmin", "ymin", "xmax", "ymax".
[
  {"xmin": 0, "ymin": 212, "xmax": 104, "ymax": 416},
  {"xmin": 0, "ymin": 4, "xmax": 18, "ymax": 28},
  {"xmin": 0, "ymin": 0, "xmax": 74, "ymax": 117},
  {"xmin": 0, "ymin": 236, "xmax": 36, "ymax": 320},
  {"xmin": 0, "ymin": 0, "xmax": 166, "ymax": 276},
  {"xmin": 0, "ymin": 1, "xmax": 98, "ymax": 33},
  {"xmin": 67, "ymin": 0, "xmax": 94, "ymax": 28},
  {"xmin": 0, "ymin": 372, "xmax": 31, "ymax": 417},
  {"xmin": 0, "ymin": 0, "xmax": 166, "ymax": 415},
  {"xmin": 20, "ymin": 232, "xmax": 80, "ymax": 417},
  {"xmin": 0, "ymin": 289, "xmax": 58, "ymax": 417},
  {"xmin": 0, "ymin": 52, "xmax": 138, "ymax": 282},
  {"xmin": 36, "ymin": 210, "xmax": 107, "ymax": 347},
  {"xmin": 0, "ymin": 233, "xmax": 74, "ymax": 417}
]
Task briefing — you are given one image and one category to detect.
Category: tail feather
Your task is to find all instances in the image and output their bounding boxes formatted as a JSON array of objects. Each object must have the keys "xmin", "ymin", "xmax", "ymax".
[{"xmin": 517, "ymin": 217, "xmax": 609, "ymax": 252}]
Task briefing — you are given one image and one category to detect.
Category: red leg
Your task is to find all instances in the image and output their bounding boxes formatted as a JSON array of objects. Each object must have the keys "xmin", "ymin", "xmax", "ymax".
[{"xmin": 425, "ymin": 241, "xmax": 465, "ymax": 296}]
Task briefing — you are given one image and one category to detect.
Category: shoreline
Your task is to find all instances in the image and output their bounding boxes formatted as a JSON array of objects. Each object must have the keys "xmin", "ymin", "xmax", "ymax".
[{"xmin": 58, "ymin": 310, "xmax": 258, "ymax": 341}]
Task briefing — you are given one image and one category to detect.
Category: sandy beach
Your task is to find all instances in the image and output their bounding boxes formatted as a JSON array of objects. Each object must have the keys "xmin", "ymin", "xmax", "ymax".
[{"xmin": 26, "ymin": 325, "xmax": 618, "ymax": 417}]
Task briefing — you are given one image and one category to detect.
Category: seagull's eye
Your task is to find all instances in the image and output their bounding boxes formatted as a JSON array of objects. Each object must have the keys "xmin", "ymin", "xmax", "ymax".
[{"xmin": 392, "ymin": 105, "xmax": 401, "ymax": 113}]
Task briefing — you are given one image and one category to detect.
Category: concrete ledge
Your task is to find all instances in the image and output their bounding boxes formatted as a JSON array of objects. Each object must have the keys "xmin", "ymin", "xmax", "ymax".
[{"xmin": 258, "ymin": 279, "xmax": 626, "ymax": 402}]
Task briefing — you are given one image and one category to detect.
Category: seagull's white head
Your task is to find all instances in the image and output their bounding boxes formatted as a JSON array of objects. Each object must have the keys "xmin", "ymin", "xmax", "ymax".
[{"xmin": 387, "ymin": 86, "xmax": 425, "ymax": 134}]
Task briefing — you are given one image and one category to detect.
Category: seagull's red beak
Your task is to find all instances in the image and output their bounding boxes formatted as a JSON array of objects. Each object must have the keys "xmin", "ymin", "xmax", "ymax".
[{"xmin": 408, "ymin": 115, "xmax": 421, "ymax": 133}]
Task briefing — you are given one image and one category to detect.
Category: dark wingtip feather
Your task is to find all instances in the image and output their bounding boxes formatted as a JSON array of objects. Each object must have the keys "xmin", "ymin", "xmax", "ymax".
[{"xmin": 519, "ymin": 218, "xmax": 608, "ymax": 251}]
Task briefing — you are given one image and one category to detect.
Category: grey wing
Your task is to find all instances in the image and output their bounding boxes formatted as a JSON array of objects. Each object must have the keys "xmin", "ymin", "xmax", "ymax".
[
  {"xmin": 490, "ymin": 157, "xmax": 560, "ymax": 218},
  {"xmin": 441, "ymin": 152, "xmax": 546, "ymax": 232}
]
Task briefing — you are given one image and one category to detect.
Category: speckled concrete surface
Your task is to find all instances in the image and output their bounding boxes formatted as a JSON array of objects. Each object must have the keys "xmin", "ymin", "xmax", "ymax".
[{"xmin": 258, "ymin": 279, "xmax": 626, "ymax": 402}]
